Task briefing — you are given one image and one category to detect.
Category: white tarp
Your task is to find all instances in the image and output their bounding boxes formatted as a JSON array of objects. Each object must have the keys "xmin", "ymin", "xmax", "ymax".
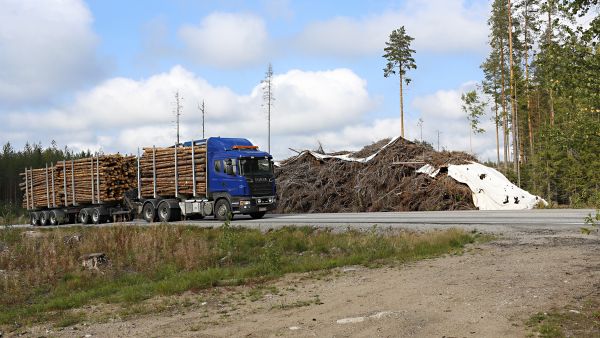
[
  {"xmin": 446, "ymin": 162, "xmax": 547, "ymax": 210},
  {"xmin": 416, "ymin": 164, "xmax": 440, "ymax": 178},
  {"xmin": 283, "ymin": 137, "xmax": 401, "ymax": 165}
]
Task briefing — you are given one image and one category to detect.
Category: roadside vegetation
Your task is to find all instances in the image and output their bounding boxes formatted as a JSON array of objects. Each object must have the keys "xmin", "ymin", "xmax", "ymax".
[
  {"xmin": 0, "ymin": 223, "xmax": 478, "ymax": 327},
  {"xmin": 526, "ymin": 290, "xmax": 600, "ymax": 338}
]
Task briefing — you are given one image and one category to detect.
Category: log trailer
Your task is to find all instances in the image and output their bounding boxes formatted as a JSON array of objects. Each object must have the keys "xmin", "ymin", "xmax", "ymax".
[{"xmin": 22, "ymin": 137, "xmax": 277, "ymax": 225}]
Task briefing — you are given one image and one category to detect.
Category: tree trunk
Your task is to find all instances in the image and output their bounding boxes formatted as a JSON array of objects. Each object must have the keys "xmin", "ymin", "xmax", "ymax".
[
  {"xmin": 494, "ymin": 91, "xmax": 501, "ymax": 166},
  {"xmin": 524, "ymin": 0, "xmax": 534, "ymax": 159},
  {"xmin": 508, "ymin": 0, "xmax": 519, "ymax": 174},
  {"xmin": 399, "ymin": 70, "xmax": 405, "ymax": 138},
  {"xmin": 547, "ymin": 1, "xmax": 555, "ymax": 127},
  {"xmin": 500, "ymin": 35, "xmax": 509, "ymax": 169}
]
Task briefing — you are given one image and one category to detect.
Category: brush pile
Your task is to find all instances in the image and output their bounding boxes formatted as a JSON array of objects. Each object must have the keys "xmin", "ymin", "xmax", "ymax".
[
  {"xmin": 139, "ymin": 145, "xmax": 207, "ymax": 198},
  {"xmin": 275, "ymin": 137, "xmax": 478, "ymax": 213},
  {"xmin": 20, "ymin": 155, "xmax": 137, "ymax": 209}
]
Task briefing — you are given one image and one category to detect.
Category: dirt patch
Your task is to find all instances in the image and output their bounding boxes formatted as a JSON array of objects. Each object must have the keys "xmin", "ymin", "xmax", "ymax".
[{"xmin": 19, "ymin": 231, "xmax": 600, "ymax": 338}]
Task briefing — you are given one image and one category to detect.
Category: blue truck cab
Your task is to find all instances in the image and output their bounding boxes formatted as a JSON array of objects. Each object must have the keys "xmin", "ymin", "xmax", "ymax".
[{"xmin": 183, "ymin": 137, "xmax": 277, "ymax": 220}]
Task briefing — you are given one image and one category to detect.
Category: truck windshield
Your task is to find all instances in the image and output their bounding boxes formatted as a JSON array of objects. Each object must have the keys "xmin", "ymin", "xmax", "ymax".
[{"xmin": 240, "ymin": 158, "xmax": 272, "ymax": 176}]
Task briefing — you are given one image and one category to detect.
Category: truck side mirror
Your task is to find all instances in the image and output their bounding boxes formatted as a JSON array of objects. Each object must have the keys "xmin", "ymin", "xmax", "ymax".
[{"xmin": 225, "ymin": 163, "xmax": 234, "ymax": 175}]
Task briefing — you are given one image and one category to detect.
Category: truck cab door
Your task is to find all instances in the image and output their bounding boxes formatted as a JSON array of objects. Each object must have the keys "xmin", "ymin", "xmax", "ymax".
[{"xmin": 210, "ymin": 158, "xmax": 243, "ymax": 196}]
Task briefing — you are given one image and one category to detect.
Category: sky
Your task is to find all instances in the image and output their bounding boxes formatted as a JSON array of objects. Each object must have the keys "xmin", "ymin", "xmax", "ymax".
[{"xmin": 0, "ymin": 0, "xmax": 499, "ymax": 161}]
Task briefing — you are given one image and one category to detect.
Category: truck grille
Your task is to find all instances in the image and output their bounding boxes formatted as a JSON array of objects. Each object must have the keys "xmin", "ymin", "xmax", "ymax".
[{"xmin": 247, "ymin": 178, "xmax": 273, "ymax": 197}]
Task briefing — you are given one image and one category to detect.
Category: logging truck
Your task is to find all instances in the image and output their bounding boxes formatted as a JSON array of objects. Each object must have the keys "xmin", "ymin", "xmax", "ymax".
[{"xmin": 21, "ymin": 137, "xmax": 277, "ymax": 225}]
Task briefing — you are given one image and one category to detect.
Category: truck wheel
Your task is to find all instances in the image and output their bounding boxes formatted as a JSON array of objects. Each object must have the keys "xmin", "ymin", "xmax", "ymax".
[
  {"xmin": 214, "ymin": 199, "xmax": 232, "ymax": 221},
  {"xmin": 49, "ymin": 211, "xmax": 59, "ymax": 226},
  {"xmin": 39, "ymin": 211, "xmax": 49, "ymax": 226},
  {"xmin": 79, "ymin": 209, "xmax": 90, "ymax": 224},
  {"xmin": 158, "ymin": 203, "xmax": 172, "ymax": 223},
  {"xmin": 91, "ymin": 208, "xmax": 103, "ymax": 224},
  {"xmin": 30, "ymin": 212, "xmax": 40, "ymax": 226},
  {"xmin": 143, "ymin": 203, "xmax": 157, "ymax": 223},
  {"xmin": 249, "ymin": 211, "xmax": 266, "ymax": 219}
]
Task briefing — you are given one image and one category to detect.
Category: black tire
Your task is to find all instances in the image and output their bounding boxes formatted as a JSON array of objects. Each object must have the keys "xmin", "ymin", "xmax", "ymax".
[
  {"xmin": 249, "ymin": 211, "xmax": 266, "ymax": 219},
  {"xmin": 30, "ymin": 212, "xmax": 40, "ymax": 226},
  {"xmin": 39, "ymin": 211, "xmax": 49, "ymax": 226},
  {"xmin": 158, "ymin": 203, "xmax": 172, "ymax": 223},
  {"xmin": 214, "ymin": 199, "xmax": 232, "ymax": 221},
  {"xmin": 49, "ymin": 211, "xmax": 58, "ymax": 226},
  {"xmin": 79, "ymin": 209, "xmax": 90, "ymax": 225},
  {"xmin": 91, "ymin": 208, "xmax": 103, "ymax": 224},
  {"xmin": 142, "ymin": 203, "xmax": 157, "ymax": 223}
]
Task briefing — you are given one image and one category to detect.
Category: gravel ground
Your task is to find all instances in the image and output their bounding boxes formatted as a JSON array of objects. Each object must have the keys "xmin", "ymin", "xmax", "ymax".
[{"xmin": 19, "ymin": 222, "xmax": 600, "ymax": 338}]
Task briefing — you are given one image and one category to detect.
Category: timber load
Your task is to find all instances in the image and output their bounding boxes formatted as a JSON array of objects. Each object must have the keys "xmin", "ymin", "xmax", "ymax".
[
  {"xmin": 20, "ymin": 155, "xmax": 137, "ymax": 209},
  {"xmin": 139, "ymin": 145, "xmax": 207, "ymax": 198}
]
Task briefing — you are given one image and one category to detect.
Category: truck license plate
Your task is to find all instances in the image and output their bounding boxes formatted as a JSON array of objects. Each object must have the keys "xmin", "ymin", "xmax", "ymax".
[{"xmin": 259, "ymin": 207, "xmax": 267, "ymax": 212}]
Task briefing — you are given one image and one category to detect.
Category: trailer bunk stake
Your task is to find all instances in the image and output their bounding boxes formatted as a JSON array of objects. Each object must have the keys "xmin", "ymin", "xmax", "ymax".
[{"xmin": 174, "ymin": 143, "xmax": 179, "ymax": 198}]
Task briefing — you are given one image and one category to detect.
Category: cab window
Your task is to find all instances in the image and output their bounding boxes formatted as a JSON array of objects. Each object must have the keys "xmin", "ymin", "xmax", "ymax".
[{"xmin": 214, "ymin": 160, "xmax": 222, "ymax": 173}]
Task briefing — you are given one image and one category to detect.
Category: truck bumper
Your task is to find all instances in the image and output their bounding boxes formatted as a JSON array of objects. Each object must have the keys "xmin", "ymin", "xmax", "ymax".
[{"xmin": 233, "ymin": 196, "xmax": 277, "ymax": 214}]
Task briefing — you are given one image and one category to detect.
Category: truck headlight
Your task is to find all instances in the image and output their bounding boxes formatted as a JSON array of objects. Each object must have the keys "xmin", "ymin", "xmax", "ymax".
[{"xmin": 240, "ymin": 200, "xmax": 251, "ymax": 206}]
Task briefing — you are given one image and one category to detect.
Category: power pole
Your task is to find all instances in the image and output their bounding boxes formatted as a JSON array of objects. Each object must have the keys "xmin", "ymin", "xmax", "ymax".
[
  {"xmin": 436, "ymin": 130, "xmax": 442, "ymax": 152},
  {"xmin": 418, "ymin": 118, "xmax": 423, "ymax": 143},
  {"xmin": 198, "ymin": 100, "xmax": 205, "ymax": 139},
  {"xmin": 418, "ymin": 118, "xmax": 424, "ymax": 160},
  {"xmin": 174, "ymin": 91, "xmax": 183, "ymax": 146},
  {"xmin": 262, "ymin": 63, "xmax": 274, "ymax": 153}
]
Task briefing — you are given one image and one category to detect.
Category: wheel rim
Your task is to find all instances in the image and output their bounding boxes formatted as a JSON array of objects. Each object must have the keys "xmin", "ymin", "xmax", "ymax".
[
  {"xmin": 80, "ymin": 211, "xmax": 87, "ymax": 222},
  {"xmin": 145, "ymin": 206, "xmax": 153, "ymax": 220},
  {"xmin": 217, "ymin": 205, "xmax": 227, "ymax": 218},
  {"xmin": 92, "ymin": 210, "xmax": 99, "ymax": 223},
  {"xmin": 159, "ymin": 207, "xmax": 168, "ymax": 221},
  {"xmin": 50, "ymin": 213, "xmax": 56, "ymax": 225}
]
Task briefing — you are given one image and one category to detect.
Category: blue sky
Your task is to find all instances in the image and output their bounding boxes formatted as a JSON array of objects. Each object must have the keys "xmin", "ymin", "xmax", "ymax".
[{"xmin": 1, "ymin": 0, "xmax": 498, "ymax": 160}]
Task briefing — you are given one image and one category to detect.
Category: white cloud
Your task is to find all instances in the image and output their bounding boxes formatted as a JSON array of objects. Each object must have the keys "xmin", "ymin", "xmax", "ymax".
[
  {"xmin": 294, "ymin": 0, "xmax": 488, "ymax": 57},
  {"xmin": 411, "ymin": 82, "xmax": 500, "ymax": 162},
  {"xmin": 0, "ymin": 0, "xmax": 105, "ymax": 106},
  {"xmin": 178, "ymin": 12, "xmax": 269, "ymax": 68},
  {"xmin": 3, "ymin": 66, "xmax": 374, "ymax": 159}
]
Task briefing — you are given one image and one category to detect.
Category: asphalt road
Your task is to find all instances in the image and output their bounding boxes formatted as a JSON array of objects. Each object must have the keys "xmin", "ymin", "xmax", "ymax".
[{"xmin": 9, "ymin": 209, "xmax": 596, "ymax": 235}]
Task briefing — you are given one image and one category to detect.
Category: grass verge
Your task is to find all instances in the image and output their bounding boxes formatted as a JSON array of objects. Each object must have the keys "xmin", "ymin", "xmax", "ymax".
[
  {"xmin": 1, "ymin": 223, "xmax": 480, "ymax": 327},
  {"xmin": 526, "ymin": 289, "xmax": 600, "ymax": 338}
]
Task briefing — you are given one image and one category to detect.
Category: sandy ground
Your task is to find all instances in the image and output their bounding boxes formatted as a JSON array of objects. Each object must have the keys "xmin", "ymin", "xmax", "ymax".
[{"xmin": 21, "ymin": 229, "xmax": 600, "ymax": 338}]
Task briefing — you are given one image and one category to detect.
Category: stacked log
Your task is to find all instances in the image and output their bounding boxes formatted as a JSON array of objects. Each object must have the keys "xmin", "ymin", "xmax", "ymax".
[
  {"xmin": 19, "ymin": 166, "xmax": 58, "ymax": 209},
  {"xmin": 20, "ymin": 155, "xmax": 137, "ymax": 209},
  {"xmin": 139, "ymin": 145, "xmax": 207, "ymax": 198}
]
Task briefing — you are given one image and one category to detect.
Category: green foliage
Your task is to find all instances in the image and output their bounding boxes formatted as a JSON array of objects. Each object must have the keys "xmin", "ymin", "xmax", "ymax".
[
  {"xmin": 461, "ymin": 90, "xmax": 487, "ymax": 134},
  {"xmin": 481, "ymin": 0, "xmax": 599, "ymax": 207},
  {"xmin": 383, "ymin": 26, "xmax": 417, "ymax": 83},
  {"xmin": 581, "ymin": 210, "xmax": 599, "ymax": 235}
]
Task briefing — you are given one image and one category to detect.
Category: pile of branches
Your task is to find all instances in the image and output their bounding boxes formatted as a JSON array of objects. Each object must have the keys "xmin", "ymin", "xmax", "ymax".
[
  {"xmin": 275, "ymin": 137, "xmax": 477, "ymax": 213},
  {"xmin": 139, "ymin": 145, "xmax": 207, "ymax": 198},
  {"xmin": 20, "ymin": 155, "xmax": 137, "ymax": 209}
]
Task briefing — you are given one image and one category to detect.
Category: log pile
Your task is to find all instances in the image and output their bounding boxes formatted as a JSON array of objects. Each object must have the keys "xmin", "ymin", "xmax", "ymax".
[
  {"xmin": 139, "ymin": 145, "xmax": 207, "ymax": 198},
  {"xmin": 20, "ymin": 155, "xmax": 137, "ymax": 209}
]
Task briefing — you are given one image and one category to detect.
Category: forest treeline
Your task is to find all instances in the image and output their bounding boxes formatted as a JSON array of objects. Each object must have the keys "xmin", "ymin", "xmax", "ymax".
[{"xmin": 478, "ymin": 0, "xmax": 599, "ymax": 207}]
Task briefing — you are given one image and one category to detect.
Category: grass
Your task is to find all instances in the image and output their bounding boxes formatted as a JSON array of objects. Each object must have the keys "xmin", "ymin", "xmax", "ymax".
[
  {"xmin": 526, "ymin": 292, "xmax": 600, "ymax": 338},
  {"xmin": 0, "ymin": 223, "xmax": 479, "ymax": 327}
]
